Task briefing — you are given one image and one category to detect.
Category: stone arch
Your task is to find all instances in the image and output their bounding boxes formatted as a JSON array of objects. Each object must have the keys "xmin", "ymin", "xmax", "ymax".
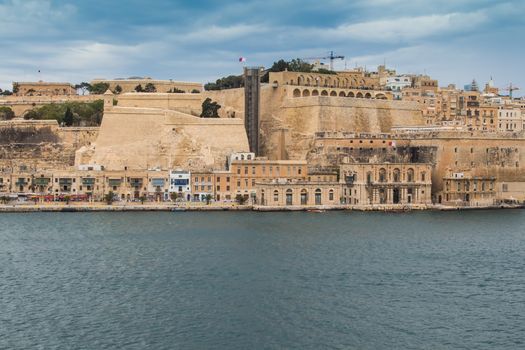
[
  {"xmin": 356, "ymin": 92, "xmax": 363, "ymax": 98},
  {"xmin": 339, "ymin": 91, "xmax": 346, "ymax": 97},
  {"xmin": 315, "ymin": 188, "xmax": 322, "ymax": 205},
  {"xmin": 298, "ymin": 75, "xmax": 304, "ymax": 85},
  {"xmin": 300, "ymin": 189, "xmax": 308, "ymax": 205},
  {"xmin": 290, "ymin": 79, "xmax": 294, "ymax": 85},
  {"xmin": 312, "ymin": 89, "xmax": 319, "ymax": 96},
  {"xmin": 293, "ymin": 88, "xmax": 301, "ymax": 97},
  {"xmin": 375, "ymin": 93, "xmax": 387, "ymax": 100},
  {"xmin": 407, "ymin": 168, "xmax": 414, "ymax": 182},
  {"xmin": 365, "ymin": 92, "xmax": 372, "ymax": 99},
  {"xmin": 330, "ymin": 91, "xmax": 337, "ymax": 96},
  {"xmin": 324, "ymin": 78, "xmax": 330, "ymax": 87},
  {"xmin": 393, "ymin": 168, "xmax": 400, "ymax": 182},
  {"xmin": 306, "ymin": 77, "xmax": 311, "ymax": 86},
  {"xmin": 321, "ymin": 90, "xmax": 328, "ymax": 96},
  {"xmin": 379, "ymin": 168, "xmax": 387, "ymax": 182},
  {"xmin": 302, "ymin": 89, "xmax": 310, "ymax": 97},
  {"xmin": 347, "ymin": 91, "xmax": 355, "ymax": 97},
  {"xmin": 343, "ymin": 78, "xmax": 349, "ymax": 88}
]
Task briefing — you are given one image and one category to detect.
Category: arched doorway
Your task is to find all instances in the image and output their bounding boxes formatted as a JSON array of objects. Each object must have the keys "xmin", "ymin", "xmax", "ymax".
[{"xmin": 315, "ymin": 189, "xmax": 322, "ymax": 205}]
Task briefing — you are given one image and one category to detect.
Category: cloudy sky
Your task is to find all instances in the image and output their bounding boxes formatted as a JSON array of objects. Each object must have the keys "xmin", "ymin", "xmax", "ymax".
[{"xmin": 0, "ymin": 0, "xmax": 523, "ymax": 95}]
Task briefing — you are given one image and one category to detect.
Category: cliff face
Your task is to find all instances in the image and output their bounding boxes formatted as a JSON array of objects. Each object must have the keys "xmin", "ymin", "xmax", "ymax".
[{"xmin": 0, "ymin": 120, "xmax": 98, "ymax": 170}]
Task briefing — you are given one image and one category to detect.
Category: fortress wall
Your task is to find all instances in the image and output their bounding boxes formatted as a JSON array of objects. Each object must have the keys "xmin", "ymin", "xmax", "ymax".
[
  {"xmin": 260, "ymin": 90, "xmax": 425, "ymax": 160},
  {"xmin": 0, "ymin": 119, "xmax": 98, "ymax": 170},
  {"xmin": 204, "ymin": 88, "xmax": 245, "ymax": 119},
  {"xmin": 0, "ymin": 95, "xmax": 100, "ymax": 117},
  {"xmin": 87, "ymin": 107, "xmax": 249, "ymax": 171},
  {"xmin": 116, "ymin": 93, "xmax": 203, "ymax": 116}
]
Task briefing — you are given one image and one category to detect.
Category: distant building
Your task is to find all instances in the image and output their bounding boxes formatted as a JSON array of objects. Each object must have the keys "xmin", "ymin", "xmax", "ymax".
[
  {"xmin": 90, "ymin": 78, "xmax": 202, "ymax": 94},
  {"xmin": 13, "ymin": 81, "xmax": 76, "ymax": 96}
]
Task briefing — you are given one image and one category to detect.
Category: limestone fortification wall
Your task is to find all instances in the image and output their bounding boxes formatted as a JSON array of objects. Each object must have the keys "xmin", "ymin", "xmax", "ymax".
[
  {"xmin": 86, "ymin": 106, "xmax": 249, "ymax": 171},
  {"xmin": 116, "ymin": 93, "xmax": 203, "ymax": 116},
  {"xmin": 0, "ymin": 95, "xmax": 100, "ymax": 116},
  {"xmin": 203, "ymin": 89, "xmax": 245, "ymax": 119},
  {"xmin": 259, "ymin": 86, "xmax": 424, "ymax": 160},
  {"xmin": 0, "ymin": 119, "xmax": 98, "ymax": 170}
]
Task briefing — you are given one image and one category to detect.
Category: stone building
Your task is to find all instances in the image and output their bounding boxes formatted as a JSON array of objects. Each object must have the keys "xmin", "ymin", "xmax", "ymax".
[
  {"xmin": 229, "ymin": 158, "xmax": 308, "ymax": 202},
  {"xmin": 340, "ymin": 162, "xmax": 432, "ymax": 206},
  {"xmin": 440, "ymin": 170, "xmax": 496, "ymax": 206},
  {"xmin": 255, "ymin": 179, "xmax": 341, "ymax": 207}
]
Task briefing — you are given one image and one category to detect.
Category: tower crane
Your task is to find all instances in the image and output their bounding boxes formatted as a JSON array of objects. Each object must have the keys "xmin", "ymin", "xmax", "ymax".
[
  {"xmin": 302, "ymin": 51, "xmax": 345, "ymax": 71},
  {"xmin": 503, "ymin": 83, "xmax": 520, "ymax": 99}
]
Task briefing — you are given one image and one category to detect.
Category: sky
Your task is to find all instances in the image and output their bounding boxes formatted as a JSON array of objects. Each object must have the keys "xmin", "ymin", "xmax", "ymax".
[{"xmin": 0, "ymin": 0, "xmax": 524, "ymax": 95}]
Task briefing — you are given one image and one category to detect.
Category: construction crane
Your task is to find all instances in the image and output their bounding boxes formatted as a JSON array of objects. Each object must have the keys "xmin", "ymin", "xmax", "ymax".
[
  {"xmin": 302, "ymin": 51, "xmax": 345, "ymax": 71},
  {"xmin": 503, "ymin": 83, "xmax": 520, "ymax": 99}
]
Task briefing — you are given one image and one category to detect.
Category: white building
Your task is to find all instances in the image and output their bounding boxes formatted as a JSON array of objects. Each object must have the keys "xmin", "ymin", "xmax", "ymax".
[
  {"xmin": 386, "ymin": 76, "xmax": 412, "ymax": 100},
  {"xmin": 169, "ymin": 170, "xmax": 191, "ymax": 201},
  {"xmin": 498, "ymin": 107, "xmax": 524, "ymax": 132}
]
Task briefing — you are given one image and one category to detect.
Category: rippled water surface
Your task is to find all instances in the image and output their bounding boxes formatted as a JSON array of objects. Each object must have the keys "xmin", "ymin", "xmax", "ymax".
[{"xmin": 1, "ymin": 210, "xmax": 525, "ymax": 349}]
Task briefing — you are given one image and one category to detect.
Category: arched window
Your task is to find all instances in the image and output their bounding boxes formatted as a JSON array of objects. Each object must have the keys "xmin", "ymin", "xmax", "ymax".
[
  {"xmin": 293, "ymin": 88, "xmax": 301, "ymax": 97},
  {"xmin": 421, "ymin": 172, "xmax": 426, "ymax": 182},
  {"xmin": 273, "ymin": 190, "xmax": 279, "ymax": 202},
  {"xmin": 241, "ymin": 154, "xmax": 244, "ymax": 160},
  {"xmin": 329, "ymin": 189, "xmax": 334, "ymax": 201},
  {"xmin": 321, "ymin": 90, "xmax": 328, "ymax": 96},
  {"xmin": 300, "ymin": 189, "xmax": 308, "ymax": 205},
  {"xmin": 356, "ymin": 92, "xmax": 363, "ymax": 98},
  {"xmin": 339, "ymin": 91, "xmax": 346, "ymax": 97},
  {"xmin": 315, "ymin": 189, "xmax": 322, "ymax": 205},
  {"xmin": 348, "ymin": 91, "xmax": 355, "ymax": 97},
  {"xmin": 312, "ymin": 90, "xmax": 319, "ymax": 96},
  {"xmin": 407, "ymin": 168, "xmax": 414, "ymax": 182},
  {"xmin": 261, "ymin": 190, "xmax": 265, "ymax": 205},
  {"xmin": 366, "ymin": 172, "xmax": 372, "ymax": 184},
  {"xmin": 286, "ymin": 189, "xmax": 293, "ymax": 205},
  {"xmin": 302, "ymin": 89, "xmax": 310, "ymax": 97},
  {"xmin": 330, "ymin": 91, "xmax": 337, "ymax": 96},
  {"xmin": 393, "ymin": 168, "xmax": 400, "ymax": 182},
  {"xmin": 365, "ymin": 92, "xmax": 372, "ymax": 99},
  {"xmin": 379, "ymin": 168, "xmax": 387, "ymax": 183}
]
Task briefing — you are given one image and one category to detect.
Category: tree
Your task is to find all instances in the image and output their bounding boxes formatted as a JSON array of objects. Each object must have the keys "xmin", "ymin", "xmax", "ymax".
[
  {"xmin": 88, "ymin": 82, "xmax": 109, "ymax": 94},
  {"xmin": 144, "ymin": 83, "xmax": 156, "ymax": 93},
  {"xmin": 113, "ymin": 85, "xmax": 122, "ymax": 94},
  {"xmin": 0, "ymin": 106, "xmax": 15, "ymax": 121},
  {"xmin": 170, "ymin": 192, "xmax": 179, "ymax": 202},
  {"xmin": 140, "ymin": 195, "xmax": 147, "ymax": 204},
  {"xmin": 23, "ymin": 100, "xmax": 104, "ymax": 126},
  {"xmin": 204, "ymin": 75, "xmax": 243, "ymax": 90},
  {"xmin": 169, "ymin": 87, "xmax": 185, "ymax": 93},
  {"xmin": 261, "ymin": 58, "xmax": 314, "ymax": 82},
  {"xmin": 63, "ymin": 107, "xmax": 74, "ymax": 126},
  {"xmin": 200, "ymin": 98, "xmax": 221, "ymax": 118},
  {"xmin": 75, "ymin": 82, "xmax": 92, "ymax": 95},
  {"xmin": 12, "ymin": 83, "xmax": 19, "ymax": 94},
  {"xmin": 104, "ymin": 191, "xmax": 115, "ymax": 205},
  {"xmin": 0, "ymin": 89, "xmax": 13, "ymax": 96},
  {"xmin": 205, "ymin": 194, "xmax": 212, "ymax": 205},
  {"xmin": 134, "ymin": 84, "xmax": 144, "ymax": 92},
  {"xmin": 64, "ymin": 195, "xmax": 71, "ymax": 205},
  {"xmin": 235, "ymin": 194, "xmax": 246, "ymax": 205}
]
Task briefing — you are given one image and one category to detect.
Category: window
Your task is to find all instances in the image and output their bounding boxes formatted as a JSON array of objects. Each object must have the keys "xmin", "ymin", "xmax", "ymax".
[
  {"xmin": 329, "ymin": 190, "xmax": 334, "ymax": 201},
  {"xmin": 407, "ymin": 169, "xmax": 414, "ymax": 182},
  {"xmin": 273, "ymin": 190, "xmax": 279, "ymax": 202},
  {"xmin": 315, "ymin": 189, "xmax": 322, "ymax": 205},
  {"xmin": 252, "ymin": 166, "xmax": 256, "ymax": 175},
  {"xmin": 244, "ymin": 167, "xmax": 248, "ymax": 175},
  {"xmin": 421, "ymin": 172, "xmax": 426, "ymax": 182},
  {"xmin": 286, "ymin": 189, "xmax": 293, "ymax": 205}
]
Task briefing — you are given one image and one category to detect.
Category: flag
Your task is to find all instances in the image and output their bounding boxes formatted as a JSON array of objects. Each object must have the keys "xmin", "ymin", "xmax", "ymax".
[{"xmin": 238, "ymin": 57, "xmax": 246, "ymax": 62}]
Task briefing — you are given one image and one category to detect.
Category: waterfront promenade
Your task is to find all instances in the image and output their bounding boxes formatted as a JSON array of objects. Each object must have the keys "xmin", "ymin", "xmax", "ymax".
[{"xmin": 0, "ymin": 201, "xmax": 522, "ymax": 212}]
